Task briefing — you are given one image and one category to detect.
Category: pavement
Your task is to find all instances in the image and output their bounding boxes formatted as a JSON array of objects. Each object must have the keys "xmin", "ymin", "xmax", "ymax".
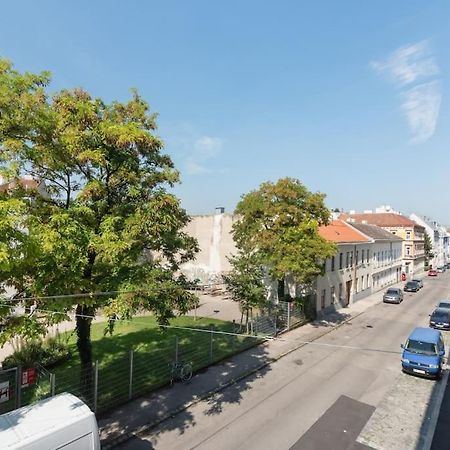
[{"xmin": 99, "ymin": 278, "xmax": 418, "ymax": 449}]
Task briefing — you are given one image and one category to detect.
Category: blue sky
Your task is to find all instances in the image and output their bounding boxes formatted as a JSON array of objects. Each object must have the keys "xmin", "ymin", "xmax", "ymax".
[{"xmin": 1, "ymin": 1, "xmax": 449, "ymax": 223}]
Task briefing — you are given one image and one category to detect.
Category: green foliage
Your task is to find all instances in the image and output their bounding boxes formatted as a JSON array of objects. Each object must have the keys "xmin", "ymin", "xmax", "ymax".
[
  {"xmin": 0, "ymin": 59, "xmax": 198, "ymax": 368},
  {"xmin": 2, "ymin": 335, "xmax": 71, "ymax": 369},
  {"xmin": 424, "ymin": 232, "xmax": 434, "ymax": 259},
  {"xmin": 223, "ymin": 251, "xmax": 267, "ymax": 322},
  {"xmin": 233, "ymin": 177, "xmax": 337, "ymax": 284}
]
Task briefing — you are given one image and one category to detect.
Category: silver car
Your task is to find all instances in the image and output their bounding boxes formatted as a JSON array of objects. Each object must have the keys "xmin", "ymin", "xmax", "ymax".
[{"xmin": 383, "ymin": 288, "xmax": 403, "ymax": 304}]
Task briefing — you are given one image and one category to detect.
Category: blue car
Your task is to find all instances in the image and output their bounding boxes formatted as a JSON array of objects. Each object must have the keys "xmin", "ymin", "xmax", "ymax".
[{"xmin": 401, "ymin": 327, "xmax": 445, "ymax": 379}]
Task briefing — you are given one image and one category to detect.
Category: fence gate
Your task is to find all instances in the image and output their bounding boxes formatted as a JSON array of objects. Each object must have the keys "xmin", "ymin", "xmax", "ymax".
[{"xmin": 0, "ymin": 367, "xmax": 18, "ymax": 414}]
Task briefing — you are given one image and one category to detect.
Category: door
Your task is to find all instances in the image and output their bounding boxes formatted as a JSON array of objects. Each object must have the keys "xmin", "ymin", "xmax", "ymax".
[{"xmin": 345, "ymin": 280, "xmax": 352, "ymax": 306}]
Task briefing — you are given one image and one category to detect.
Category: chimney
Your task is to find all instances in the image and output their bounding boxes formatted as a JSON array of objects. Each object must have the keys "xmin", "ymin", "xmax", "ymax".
[{"xmin": 215, "ymin": 207, "xmax": 225, "ymax": 214}]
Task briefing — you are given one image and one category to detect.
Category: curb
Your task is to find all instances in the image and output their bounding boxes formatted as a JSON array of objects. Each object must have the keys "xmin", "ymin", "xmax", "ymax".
[
  {"xmin": 420, "ymin": 366, "xmax": 450, "ymax": 450},
  {"xmin": 101, "ymin": 306, "xmax": 370, "ymax": 449}
]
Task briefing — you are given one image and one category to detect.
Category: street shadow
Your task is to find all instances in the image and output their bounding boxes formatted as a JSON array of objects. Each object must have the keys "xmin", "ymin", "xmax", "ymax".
[
  {"xmin": 421, "ymin": 368, "xmax": 450, "ymax": 450},
  {"xmin": 311, "ymin": 307, "xmax": 352, "ymax": 328},
  {"xmin": 98, "ymin": 338, "xmax": 272, "ymax": 448}
]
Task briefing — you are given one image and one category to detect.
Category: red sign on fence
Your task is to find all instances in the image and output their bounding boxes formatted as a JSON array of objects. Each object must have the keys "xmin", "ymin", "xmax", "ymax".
[{"xmin": 21, "ymin": 368, "xmax": 36, "ymax": 388}]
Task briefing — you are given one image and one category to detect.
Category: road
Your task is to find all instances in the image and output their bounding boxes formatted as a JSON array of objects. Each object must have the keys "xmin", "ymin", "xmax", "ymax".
[{"xmin": 120, "ymin": 274, "xmax": 450, "ymax": 450}]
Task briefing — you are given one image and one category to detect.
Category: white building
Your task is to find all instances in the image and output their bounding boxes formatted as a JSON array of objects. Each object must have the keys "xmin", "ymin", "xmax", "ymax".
[
  {"xmin": 410, "ymin": 214, "xmax": 450, "ymax": 268},
  {"xmin": 316, "ymin": 220, "xmax": 403, "ymax": 313}
]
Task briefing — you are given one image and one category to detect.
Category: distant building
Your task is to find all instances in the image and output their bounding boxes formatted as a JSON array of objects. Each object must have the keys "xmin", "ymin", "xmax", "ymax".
[
  {"xmin": 315, "ymin": 220, "xmax": 402, "ymax": 313},
  {"xmin": 340, "ymin": 212, "xmax": 425, "ymax": 276}
]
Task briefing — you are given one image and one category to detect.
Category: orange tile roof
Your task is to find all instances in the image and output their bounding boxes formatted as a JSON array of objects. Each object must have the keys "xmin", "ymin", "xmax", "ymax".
[
  {"xmin": 339, "ymin": 213, "xmax": 424, "ymax": 229},
  {"xmin": 319, "ymin": 220, "xmax": 371, "ymax": 243}
]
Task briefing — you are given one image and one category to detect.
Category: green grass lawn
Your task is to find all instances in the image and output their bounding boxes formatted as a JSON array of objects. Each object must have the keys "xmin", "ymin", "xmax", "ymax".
[{"xmin": 21, "ymin": 315, "xmax": 258, "ymax": 414}]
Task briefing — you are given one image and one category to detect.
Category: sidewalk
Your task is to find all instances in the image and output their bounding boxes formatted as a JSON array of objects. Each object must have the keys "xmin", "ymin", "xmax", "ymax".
[{"xmin": 99, "ymin": 284, "xmax": 393, "ymax": 448}]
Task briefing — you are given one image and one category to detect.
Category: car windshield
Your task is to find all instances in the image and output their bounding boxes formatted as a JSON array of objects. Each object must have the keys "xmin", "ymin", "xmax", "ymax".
[
  {"xmin": 432, "ymin": 312, "xmax": 449, "ymax": 320},
  {"xmin": 406, "ymin": 282, "xmax": 415, "ymax": 286},
  {"xmin": 406, "ymin": 339, "xmax": 437, "ymax": 355},
  {"xmin": 386, "ymin": 289, "xmax": 398, "ymax": 295},
  {"xmin": 438, "ymin": 302, "xmax": 450, "ymax": 309}
]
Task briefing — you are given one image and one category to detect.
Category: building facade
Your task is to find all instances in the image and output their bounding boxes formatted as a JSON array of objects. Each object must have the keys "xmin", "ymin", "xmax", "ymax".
[{"xmin": 340, "ymin": 212, "xmax": 425, "ymax": 276}]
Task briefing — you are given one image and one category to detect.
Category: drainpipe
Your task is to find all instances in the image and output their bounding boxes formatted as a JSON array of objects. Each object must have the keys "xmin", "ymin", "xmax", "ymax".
[{"xmin": 353, "ymin": 244, "xmax": 358, "ymax": 303}]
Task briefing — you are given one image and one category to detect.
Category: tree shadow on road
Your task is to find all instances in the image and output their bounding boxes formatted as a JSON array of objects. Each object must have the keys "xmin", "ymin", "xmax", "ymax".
[
  {"xmin": 311, "ymin": 308, "xmax": 352, "ymax": 328},
  {"xmin": 99, "ymin": 339, "xmax": 272, "ymax": 448}
]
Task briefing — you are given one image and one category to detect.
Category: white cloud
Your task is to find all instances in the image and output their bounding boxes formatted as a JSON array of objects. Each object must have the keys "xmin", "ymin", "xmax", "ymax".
[
  {"xmin": 185, "ymin": 159, "xmax": 210, "ymax": 175},
  {"xmin": 371, "ymin": 40, "xmax": 439, "ymax": 86},
  {"xmin": 401, "ymin": 81, "xmax": 441, "ymax": 144},
  {"xmin": 194, "ymin": 136, "xmax": 223, "ymax": 159},
  {"xmin": 371, "ymin": 40, "xmax": 441, "ymax": 144}
]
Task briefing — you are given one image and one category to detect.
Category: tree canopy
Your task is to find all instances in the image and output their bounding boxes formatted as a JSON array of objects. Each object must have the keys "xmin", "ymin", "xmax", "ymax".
[
  {"xmin": 232, "ymin": 177, "xmax": 336, "ymax": 286},
  {"xmin": 0, "ymin": 59, "xmax": 198, "ymax": 380}
]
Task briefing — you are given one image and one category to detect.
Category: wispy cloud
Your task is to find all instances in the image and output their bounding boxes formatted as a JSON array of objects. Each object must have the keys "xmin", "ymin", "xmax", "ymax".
[
  {"xmin": 371, "ymin": 40, "xmax": 441, "ymax": 143},
  {"xmin": 185, "ymin": 136, "xmax": 223, "ymax": 174},
  {"xmin": 401, "ymin": 81, "xmax": 441, "ymax": 144}
]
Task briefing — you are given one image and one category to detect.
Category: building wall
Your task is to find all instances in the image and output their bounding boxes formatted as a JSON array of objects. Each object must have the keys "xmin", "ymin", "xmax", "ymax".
[
  {"xmin": 315, "ymin": 240, "xmax": 403, "ymax": 313},
  {"xmin": 180, "ymin": 213, "xmax": 238, "ymax": 284}
]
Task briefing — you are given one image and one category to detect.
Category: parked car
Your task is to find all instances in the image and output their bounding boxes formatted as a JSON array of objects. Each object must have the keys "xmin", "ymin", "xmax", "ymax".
[
  {"xmin": 438, "ymin": 300, "xmax": 450, "ymax": 309},
  {"xmin": 437, "ymin": 266, "xmax": 446, "ymax": 273},
  {"xmin": 430, "ymin": 308, "xmax": 450, "ymax": 330},
  {"xmin": 445, "ymin": 262, "xmax": 450, "ymax": 269},
  {"xmin": 401, "ymin": 327, "xmax": 445, "ymax": 379},
  {"xmin": 383, "ymin": 288, "xmax": 403, "ymax": 304},
  {"xmin": 404, "ymin": 281, "xmax": 420, "ymax": 292},
  {"xmin": 412, "ymin": 278, "xmax": 423, "ymax": 289},
  {"xmin": 428, "ymin": 269, "xmax": 438, "ymax": 277}
]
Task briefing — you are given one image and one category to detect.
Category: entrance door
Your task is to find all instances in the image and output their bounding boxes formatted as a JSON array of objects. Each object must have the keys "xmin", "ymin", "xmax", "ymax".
[{"xmin": 345, "ymin": 280, "xmax": 352, "ymax": 306}]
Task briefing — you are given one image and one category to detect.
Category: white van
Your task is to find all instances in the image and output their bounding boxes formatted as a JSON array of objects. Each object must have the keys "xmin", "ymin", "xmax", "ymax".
[{"xmin": 0, "ymin": 393, "xmax": 100, "ymax": 449}]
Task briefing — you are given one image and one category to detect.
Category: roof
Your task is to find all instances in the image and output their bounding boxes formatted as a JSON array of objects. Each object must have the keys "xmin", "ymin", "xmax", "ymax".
[
  {"xmin": 0, "ymin": 177, "xmax": 39, "ymax": 193},
  {"xmin": 0, "ymin": 393, "xmax": 95, "ymax": 447},
  {"xmin": 340, "ymin": 213, "xmax": 425, "ymax": 230},
  {"xmin": 408, "ymin": 327, "xmax": 441, "ymax": 342},
  {"xmin": 347, "ymin": 222, "xmax": 403, "ymax": 241},
  {"xmin": 318, "ymin": 220, "xmax": 371, "ymax": 243}
]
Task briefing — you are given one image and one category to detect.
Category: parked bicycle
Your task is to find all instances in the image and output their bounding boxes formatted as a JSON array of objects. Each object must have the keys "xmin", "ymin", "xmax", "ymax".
[{"xmin": 169, "ymin": 360, "xmax": 193, "ymax": 385}]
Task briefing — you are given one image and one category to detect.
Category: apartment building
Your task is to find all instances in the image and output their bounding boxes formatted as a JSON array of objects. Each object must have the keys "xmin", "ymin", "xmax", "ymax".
[{"xmin": 340, "ymin": 212, "xmax": 425, "ymax": 276}]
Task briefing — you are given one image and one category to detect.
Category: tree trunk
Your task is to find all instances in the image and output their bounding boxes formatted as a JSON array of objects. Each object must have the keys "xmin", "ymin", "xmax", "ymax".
[{"xmin": 76, "ymin": 304, "xmax": 94, "ymax": 402}]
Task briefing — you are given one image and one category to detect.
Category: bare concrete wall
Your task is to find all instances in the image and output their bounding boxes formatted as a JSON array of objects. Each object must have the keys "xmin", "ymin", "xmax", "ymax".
[{"xmin": 181, "ymin": 214, "xmax": 238, "ymax": 283}]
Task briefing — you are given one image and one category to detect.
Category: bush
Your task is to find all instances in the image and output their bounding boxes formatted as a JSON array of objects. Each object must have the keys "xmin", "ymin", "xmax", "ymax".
[{"xmin": 2, "ymin": 335, "xmax": 71, "ymax": 369}]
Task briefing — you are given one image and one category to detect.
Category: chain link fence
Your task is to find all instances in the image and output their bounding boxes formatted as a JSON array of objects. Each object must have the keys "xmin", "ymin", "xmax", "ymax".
[{"xmin": 1, "ymin": 298, "xmax": 316, "ymax": 416}]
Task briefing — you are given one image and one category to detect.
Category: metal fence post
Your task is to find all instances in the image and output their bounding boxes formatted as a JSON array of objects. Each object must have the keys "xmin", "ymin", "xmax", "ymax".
[
  {"xmin": 93, "ymin": 361, "xmax": 98, "ymax": 413},
  {"xmin": 15, "ymin": 365, "xmax": 21, "ymax": 409},
  {"xmin": 209, "ymin": 328, "xmax": 213, "ymax": 363},
  {"xmin": 287, "ymin": 301, "xmax": 291, "ymax": 331},
  {"xmin": 50, "ymin": 373, "xmax": 56, "ymax": 397},
  {"xmin": 128, "ymin": 349, "xmax": 134, "ymax": 400},
  {"xmin": 175, "ymin": 336, "xmax": 179, "ymax": 364}
]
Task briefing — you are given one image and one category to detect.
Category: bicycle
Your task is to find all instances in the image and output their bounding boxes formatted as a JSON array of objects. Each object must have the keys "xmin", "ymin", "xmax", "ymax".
[{"xmin": 169, "ymin": 360, "xmax": 193, "ymax": 385}]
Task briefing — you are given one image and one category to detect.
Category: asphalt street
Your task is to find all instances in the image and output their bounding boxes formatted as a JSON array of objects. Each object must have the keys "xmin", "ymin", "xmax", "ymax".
[{"xmin": 120, "ymin": 273, "xmax": 450, "ymax": 450}]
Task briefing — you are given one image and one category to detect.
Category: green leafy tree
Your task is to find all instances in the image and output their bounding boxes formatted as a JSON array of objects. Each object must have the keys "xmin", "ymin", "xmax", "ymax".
[
  {"xmin": 0, "ymin": 60, "xmax": 198, "ymax": 392},
  {"xmin": 223, "ymin": 251, "xmax": 267, "ymax": 328},
  {"xmin": 232, "ymin": 177, "xmax": 336, "ymax": 293},
  {"xmin": 424, "ymin": 232, "xmax": 434, "ymax": 262}
]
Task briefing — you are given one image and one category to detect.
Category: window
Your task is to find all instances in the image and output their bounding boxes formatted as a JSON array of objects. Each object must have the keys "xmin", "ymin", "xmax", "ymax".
[
  {"xmin": 406, "ymin": 246, "xmax": 411, "ymax": 256},
  {"xmin": 350, "ymin": 251, "xmax": 353, "ymax": 267},
  {"xmin": 339, "ymin": 253, "xmax": 343, "ymax": 269},
  {"xmin": 346, "ymin": 252, "xmax": 349, "ymax": 268},
  {"xmin": 367, "ymin": 274, "xmax": 370, "ymax": 288},
  {"xmin": 331, "ymin": 286, "xmax": 335, "ymax": 304},
  {"xmin": 356, "ymin": 250, "xmax": 359, "ymax": 265},
  {"xmin": 321, "ymin": 289, "xmax": 326, "ymax": 309},
  {"xmin": 361, "ymin": 249, "xmax": 365, "ymax": 263},
  {"xmin": 367, "ymin": 250, "xmax": 370, "ymax": 263},
  {"xmin": 361, "ymin": 276, "xmax": 364, "ymax": 290},
  {"xmin": 406, "ymin": 231, "xmax": 411, "ymax": 240},
  {"xmin": 339, "ymin": 283, "xmax": 343, "ymax": 302},
  {"xmin": 331, "ymin": 256, "xmax": 335, "ymax": 272},
  {"xmin": 355, "ymin": 278, "xmax": 359, "ymax": 293}
]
